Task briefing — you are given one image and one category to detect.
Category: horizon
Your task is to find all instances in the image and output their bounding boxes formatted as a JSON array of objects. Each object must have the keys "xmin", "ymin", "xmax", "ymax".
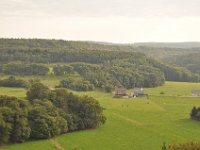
[{"xmin": 1, "ymin": 37, "xmax": 200, "ymax": 45}]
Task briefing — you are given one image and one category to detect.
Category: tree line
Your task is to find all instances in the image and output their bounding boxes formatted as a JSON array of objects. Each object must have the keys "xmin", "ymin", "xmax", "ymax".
[
  {"xmin": 0, "ymin": 60, "xmax": 198, "ymax": 93},
  {"xmin": 58, "ymin": 77, "xmax": 94, "ymax": 91},
  {"xmin": 0, "ymin": 82, "xmax": 106, "ymax": 144},
  {"xmin": 1, "ymin": 38, "xmax": 200, "ymax": 59},
  {"xmin": 0, "ymin": 76, "xmax": 28, "ymax": 88},
  {"xmin": 150, "ymin": 59, "xmax": 199, "ymax": 82},
  {"xmin": 163, "ymin": 53, "xmax": 200, "ymax": 75},
  {"xmin": 0, "ymin": 62, "xmax": 49, "ymax": 76}
]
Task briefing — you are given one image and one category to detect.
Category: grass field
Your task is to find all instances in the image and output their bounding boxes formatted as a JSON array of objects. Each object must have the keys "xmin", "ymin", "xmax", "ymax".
[{"xmin": 1, "ymin": 81, "xmax": 200, "ymax": 150}]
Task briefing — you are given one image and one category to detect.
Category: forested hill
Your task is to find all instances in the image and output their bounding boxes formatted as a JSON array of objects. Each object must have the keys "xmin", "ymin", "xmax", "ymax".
[
  {"xmin": 134, "ymin": 42, "xmax": 200, "ymax": 49},
  {"xmin": 0, "ymin": 38, "xmax": 199, "ymax": 84},
  {"xmin": 0, "ymin": 38, "xmax": 133, "ymax": 51},
  {"xmin": 1, "ymin": 38, "xmax": 200, "ymax": 59},
  {"xmin": 163, "ymin": 53, "xmax": 200, "ymax": 74}
]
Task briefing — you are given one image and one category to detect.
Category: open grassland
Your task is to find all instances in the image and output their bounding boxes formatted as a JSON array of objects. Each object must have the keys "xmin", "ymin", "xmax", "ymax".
[{"xmin": 1, "ymin": 81, "xmax": 200, "ymax": 150}]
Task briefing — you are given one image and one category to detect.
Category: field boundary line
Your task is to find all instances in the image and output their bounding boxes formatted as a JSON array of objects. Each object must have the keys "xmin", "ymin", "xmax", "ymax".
[
  {"xmin": 112, "ymin": 112, "xmax": 143, "ymax": 126},
  {"xmin": 50, "ymin": 139, "xmax": 65, "ymax": 150}
]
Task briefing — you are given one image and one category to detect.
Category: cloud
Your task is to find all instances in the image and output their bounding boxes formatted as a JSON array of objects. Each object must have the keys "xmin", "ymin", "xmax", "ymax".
[
  {"xmin": 1, "ymin": 0, "xmax": 200, "ymax": 42},
  {"xmin": 0, "ymin": 0, "xmax": 200, "ymax": 18}
]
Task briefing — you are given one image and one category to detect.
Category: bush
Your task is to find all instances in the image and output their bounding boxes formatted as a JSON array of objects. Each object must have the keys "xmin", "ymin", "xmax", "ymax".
[
  {"xmin": 190, "ymin": 106, "xmax": 200, "ymax": 120},
  {"xmin": 58, "ymin": 78, "xmax": 94, "ymax": 91},
  {"xmin": 26, "ymin": 82, "xmax": 50, "ymax": 103},
  {"xmin": 160, "ymin": 91, "xmax": 165, "ymax": 95},
  {"xmin": 53, "ymin": 65, "xmax": 74, "ymax": 76},
  {"xmin": 0, "ymin": 76, "xmax": 28, "ymax": 88},
  {"xmin": 103, "ymin": 84, "xmax": 113, "ymax": 93}
]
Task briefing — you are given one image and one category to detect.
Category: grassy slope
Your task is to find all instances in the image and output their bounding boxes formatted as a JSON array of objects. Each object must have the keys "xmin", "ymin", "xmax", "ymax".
[{"xmin": 1, "ymin": 82, "xmax": 200, "ymax": 150}]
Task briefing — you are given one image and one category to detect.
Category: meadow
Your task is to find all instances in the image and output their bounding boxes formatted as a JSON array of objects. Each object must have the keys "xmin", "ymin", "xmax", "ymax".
[{"xmin": 0, "ymin": 81, "xmax": 200, "ymax": 150}]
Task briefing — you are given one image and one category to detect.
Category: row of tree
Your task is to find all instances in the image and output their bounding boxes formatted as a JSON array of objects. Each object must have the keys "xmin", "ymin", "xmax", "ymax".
[
  {"xmin": 53, "ymin": 65, "xmax": 74, "ymax": 76},
  {"xmin": 0, "ymin": 82, "xmax": 106, "ymax": 144},
  {"xmin": 58, "ymin": 77, "xmax": 94, "ymax": 91},
  {"xmin": 1, "ymin": 38, "xmax": 200, "ymax": 59},
  {"xmin": 0, "ymin": 60, "xmax": 198, "ymax": 93},
  {"xmin": 0, "ymin": 76, "xmax": 28, "ymax": 88},
  {"xmin": 0, "ymin": 63, "xmax": 49, "ymax": 76}
]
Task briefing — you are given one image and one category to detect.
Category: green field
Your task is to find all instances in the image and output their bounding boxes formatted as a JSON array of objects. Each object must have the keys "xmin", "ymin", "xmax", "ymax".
[{"xmin": 1, "ymin": 81, "xmax": 200, "ymax": 150}]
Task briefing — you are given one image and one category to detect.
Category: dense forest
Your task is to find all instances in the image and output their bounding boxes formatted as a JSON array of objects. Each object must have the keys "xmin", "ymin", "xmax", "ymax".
[
  {"xmin": 0, "ymin": 82, "xmax": 106, "ymax": 144},
  {"xmin": 1, "ymin": 38, "xmax": 200, "ymax": 59},
  {"xmin": 135, "ymin": 42, "xmax": 200, "ymax": 48},
  {"xmin": 0, "ymin": 63, "xmax": 49, "ymax": 76},
  {"xmin": 163, "ymin": 53, "xmax": 200, "ymax": 74},
  {"xmin": 0, "ymin": 38, "xmax": 199, "ymax": 91}
]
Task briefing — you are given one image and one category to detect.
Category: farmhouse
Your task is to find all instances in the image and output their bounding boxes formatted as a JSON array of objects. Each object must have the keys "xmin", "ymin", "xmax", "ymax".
[
  {"xmin": 133, "ymin": 88, "xmax": 145, "ymax": 97},
  {"xmin": 192, "ymin": 90, "xmax": 200, "ymax": 97},
  {"xmin": 113, "ymin": 88, "xmax": 127, "ymax": 98}
]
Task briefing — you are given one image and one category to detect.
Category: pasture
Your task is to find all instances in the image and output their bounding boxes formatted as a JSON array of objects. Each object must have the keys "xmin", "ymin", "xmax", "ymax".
[{"xmin": 0, "ymin": 81, "xmax": 200, "ymax": 150}]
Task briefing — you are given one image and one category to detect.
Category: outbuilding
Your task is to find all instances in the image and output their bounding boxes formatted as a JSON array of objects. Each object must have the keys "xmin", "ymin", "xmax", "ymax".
[
  {"xmin": 113, "ymin": 88, "xmax": 127, "ymax": 98},
  {"xmin": 192, "ymin": 90, "xmax": 200, "ymax": 97},
  {"xmin": 134, "ymin": 88, "xmax": 145, "ymax": 97}
]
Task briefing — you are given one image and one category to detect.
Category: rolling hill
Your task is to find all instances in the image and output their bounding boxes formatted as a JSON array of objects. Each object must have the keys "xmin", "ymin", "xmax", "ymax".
[
  {"xmin": 0, "ymin": 38, "xmax": 199, "ymax": 84},
  {"xmin": 1, "ymin": 38, "xmax": 200, "ymax": 59},
  {"xmin": 163, "ymin": 53, "xmax": 200, "ymax": 74},
  {"xmin": 134, "ymin": 42, "xmax": 200, "ymax": 49}
]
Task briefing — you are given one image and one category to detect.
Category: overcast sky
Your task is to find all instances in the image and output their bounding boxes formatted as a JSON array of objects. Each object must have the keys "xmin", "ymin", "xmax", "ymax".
[{"xmin": 0, "ymin": 0, "xmax": 200, "ymax": 43}]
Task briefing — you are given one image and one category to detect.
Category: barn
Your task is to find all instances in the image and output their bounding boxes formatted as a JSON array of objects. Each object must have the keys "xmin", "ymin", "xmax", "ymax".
[
  {"xmin": 192, "ymin": 90, "xmax": 200, "ymax": 97},
  {"xmin": 113, "ymin": 88, "xmax": 127, "ymax": 98},
  {"xmin": 134, "ymin": 88, "xmax": 145, "ymax": 97}
]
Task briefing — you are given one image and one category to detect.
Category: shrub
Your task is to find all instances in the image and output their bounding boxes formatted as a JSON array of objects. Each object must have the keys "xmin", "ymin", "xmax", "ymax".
[
  {"xmin": 160, "ymin": 91, "xmax": 165, "ymax": 95},
  {"xmin": 103, "ymin": 84, "xmax": 113, "ymax": 93},
  {"xmin": 0, "ymin": 76, "xmax": 28, "ymax": 88},
  {"xmin": 58, "ymin": 78, "xmax": 94, "ymax": 91},
  {"xmin": 26, "ymin": 82, "xmax": 50, "ymax": 103},
  {"xmin": 190, "ymin": 106, "xmax": 200, "ymax": 121}
]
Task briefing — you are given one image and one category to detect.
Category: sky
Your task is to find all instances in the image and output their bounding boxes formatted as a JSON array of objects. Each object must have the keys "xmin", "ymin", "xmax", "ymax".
[{"xmin": 0, "ymin": 0, "xmax": 200, "ymax": 43}]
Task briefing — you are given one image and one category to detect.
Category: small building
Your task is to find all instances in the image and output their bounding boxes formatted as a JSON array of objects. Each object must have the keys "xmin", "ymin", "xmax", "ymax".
[
  {"xmin": 113, "ymin": 88, "xmax": 127, "ymax": 98},
  {"xmin": 134, "ymin": 88, "xmax": 145, "ymax": 97},
  {"xmin": 192, "ymin": 90, "xmax": 200, "ymax": 97}
]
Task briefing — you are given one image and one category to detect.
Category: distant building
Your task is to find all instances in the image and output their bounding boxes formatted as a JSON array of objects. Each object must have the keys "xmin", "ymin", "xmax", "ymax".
[
  {"xmin": 113, "ymin": 88, "xmax": 127, "ymax": 98},
  {"xmin": 134, "ymin": 88, "xmax": 145, "ymax": 97},
  {"xmin": 192, "ymin": 90, "xmax": 200, "ymax": 97}
]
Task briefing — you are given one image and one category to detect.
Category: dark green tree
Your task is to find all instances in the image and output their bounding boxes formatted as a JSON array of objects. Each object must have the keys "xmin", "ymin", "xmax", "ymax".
[{"xmin": 26, "ymin": 82, "xmax": 50, "ymax": 103}]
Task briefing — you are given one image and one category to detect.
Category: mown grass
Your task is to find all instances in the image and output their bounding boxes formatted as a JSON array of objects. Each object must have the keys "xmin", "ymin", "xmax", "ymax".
[{"xmin": 1, "ymin": 81, "xmax": 200, "ymax": 150}]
